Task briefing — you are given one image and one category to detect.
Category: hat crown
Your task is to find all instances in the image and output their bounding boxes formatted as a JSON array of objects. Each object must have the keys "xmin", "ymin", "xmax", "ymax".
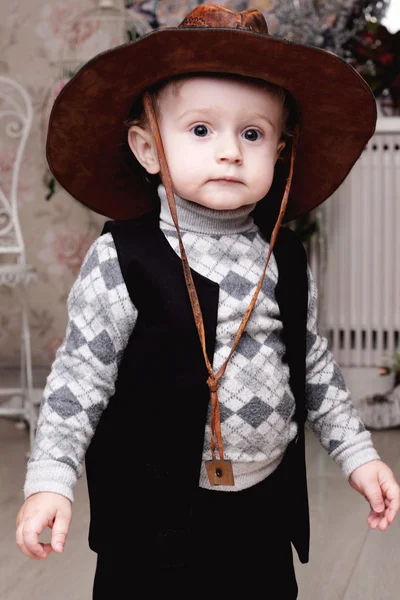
[{"xmin": 179, "ymin": 4, "xmax": 269, "ymax": 35}]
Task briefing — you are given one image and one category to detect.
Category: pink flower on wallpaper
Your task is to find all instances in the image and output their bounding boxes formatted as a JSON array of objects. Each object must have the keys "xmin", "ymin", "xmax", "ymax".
[
  {"xmin": 35, "ymin": 1, "xmax": 98, "ymax": 59},
  {"xmin": 38, "ymin": 229, "xmax": 92, "ymax": 278}
]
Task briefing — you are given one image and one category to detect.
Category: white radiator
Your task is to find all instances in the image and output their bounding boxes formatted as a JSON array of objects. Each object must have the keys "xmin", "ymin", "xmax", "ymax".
[{"xmin": 309, "ymin": 117, "xmax": 400, "ymax": 368}]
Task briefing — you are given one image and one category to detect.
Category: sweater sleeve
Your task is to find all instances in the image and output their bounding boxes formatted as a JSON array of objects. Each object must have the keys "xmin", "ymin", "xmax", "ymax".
[
  {"xmin": 24, "ymin": 232, "xmax": 137, "ymax": 502},
  {"xmin": 305, "ymin": 266, "xmax": 380, "ymax": 478}
]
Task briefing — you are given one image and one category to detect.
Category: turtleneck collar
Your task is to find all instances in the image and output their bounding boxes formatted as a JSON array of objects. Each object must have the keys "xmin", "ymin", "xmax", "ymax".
[{"xmin": 158, "ymin": 185, "xmax": 257, "ymax": 236}]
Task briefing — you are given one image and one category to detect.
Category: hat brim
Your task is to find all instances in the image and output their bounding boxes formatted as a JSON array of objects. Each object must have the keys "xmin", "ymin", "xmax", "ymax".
[{"xmin": 46, "ymin": 27, "xmax": 376, "ymax": 222}]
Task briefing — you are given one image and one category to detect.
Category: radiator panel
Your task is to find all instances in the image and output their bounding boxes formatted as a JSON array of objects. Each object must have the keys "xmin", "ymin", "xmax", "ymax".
[{"xmin": 312, "ymin": 126, "xmax": 400, "ymax": 368}]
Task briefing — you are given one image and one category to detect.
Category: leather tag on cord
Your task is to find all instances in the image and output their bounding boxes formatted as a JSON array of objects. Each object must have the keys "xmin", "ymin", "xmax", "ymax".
[{"xmin": 205, "ymin": 459, "xmax": 234, "ymax": 486}]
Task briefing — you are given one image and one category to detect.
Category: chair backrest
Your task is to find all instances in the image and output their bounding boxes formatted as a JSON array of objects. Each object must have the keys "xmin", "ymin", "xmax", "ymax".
[{"xmin": 0, "ymin": 75, "xmax": 33, "ymax": 262}]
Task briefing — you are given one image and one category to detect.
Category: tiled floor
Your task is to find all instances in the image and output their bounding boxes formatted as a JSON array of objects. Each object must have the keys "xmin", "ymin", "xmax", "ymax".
[{"xmin": 1, "ymin": 393, "xmax": 399, "ymax": 599}]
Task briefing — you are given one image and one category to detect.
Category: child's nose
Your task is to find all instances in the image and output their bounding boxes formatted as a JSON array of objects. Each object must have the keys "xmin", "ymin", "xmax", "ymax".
[{"xmin": 215, "ymin": 134, "xmax": 242, "ymax": 164}]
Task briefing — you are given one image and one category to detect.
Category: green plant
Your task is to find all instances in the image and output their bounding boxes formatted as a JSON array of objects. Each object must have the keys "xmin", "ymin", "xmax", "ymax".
[
  {"xmin": 379, "ymin": 352, "xmax": 400, "ymax": 386},
  {"xmin": 292, "ymin": 213, "xmax": 319, "ymax": 244}
]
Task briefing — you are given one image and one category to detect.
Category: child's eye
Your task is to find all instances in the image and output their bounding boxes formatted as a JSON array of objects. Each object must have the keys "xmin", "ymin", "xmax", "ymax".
[
  {"xmin": 243, "ymin": 129, "xmax": 262, "ymax": 141},
  {"xmin": 192, "ymin": 124, "xmax": 209, "ymax": 137}
]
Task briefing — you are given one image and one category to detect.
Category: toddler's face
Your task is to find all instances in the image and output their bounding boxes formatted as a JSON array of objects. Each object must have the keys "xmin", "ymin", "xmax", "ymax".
[{"xmin": 155, "ymin": 76, "xmax": 285, "ymax": 210}]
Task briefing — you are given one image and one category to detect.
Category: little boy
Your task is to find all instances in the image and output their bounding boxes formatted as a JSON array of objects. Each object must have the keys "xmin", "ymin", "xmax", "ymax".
[{"xmin": 15, "ymin": 5, "xmax": 400, "ymax": 598}]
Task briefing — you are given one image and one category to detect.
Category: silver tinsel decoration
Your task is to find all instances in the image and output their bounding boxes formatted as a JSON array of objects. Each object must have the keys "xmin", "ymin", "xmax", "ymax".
[
  {"xmin": 121, "ymin": 1, "xmax": 393, "ymax": 59},
  {"xmin": 270, "ymin": 0, "xmax": 392, "ymax": 59}
]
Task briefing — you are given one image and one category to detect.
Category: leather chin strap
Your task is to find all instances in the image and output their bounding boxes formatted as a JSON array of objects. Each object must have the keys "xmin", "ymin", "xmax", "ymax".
[{"xmin": 143, "ymin": 91, "xmax": 299, "ymax": 468}]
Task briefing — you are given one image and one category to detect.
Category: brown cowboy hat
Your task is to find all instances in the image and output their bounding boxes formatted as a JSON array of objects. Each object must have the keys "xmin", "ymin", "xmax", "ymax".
[{"xmin": 46, "ymin": 3, "xmax": 376, "ymax": 223}]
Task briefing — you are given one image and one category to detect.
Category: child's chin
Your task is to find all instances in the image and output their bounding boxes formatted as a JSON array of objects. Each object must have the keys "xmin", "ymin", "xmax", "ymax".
[{"xmin": 194, "ymin": 192, "xmax": 254, "ymax": 211}]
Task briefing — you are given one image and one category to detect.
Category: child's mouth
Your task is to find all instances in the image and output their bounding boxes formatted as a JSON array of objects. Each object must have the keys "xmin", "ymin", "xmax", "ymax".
[{"xmin": 211, "ymin": 178, "xmax": 242, "ymax": 184}]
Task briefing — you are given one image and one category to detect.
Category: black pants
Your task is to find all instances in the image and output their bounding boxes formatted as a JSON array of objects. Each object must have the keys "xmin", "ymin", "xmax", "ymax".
[{"xmin": 93, "ymin": 468, "xmax": 298, "ymax": 598}]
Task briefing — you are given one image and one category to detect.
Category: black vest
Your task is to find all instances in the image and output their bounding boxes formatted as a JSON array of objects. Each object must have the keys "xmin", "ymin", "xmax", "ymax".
[{"xmin": 85, "ymin": 210, "xmax": 310, "ymax": 564}]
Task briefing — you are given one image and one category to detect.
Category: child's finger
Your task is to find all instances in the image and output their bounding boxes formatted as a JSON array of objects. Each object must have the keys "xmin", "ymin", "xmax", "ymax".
[
  {"xmin": 50, "ymin": 511, "xmax": 71, "ymax": 553},
  {"xmin": 367, "ymin": 510, "xmax": 382, "ymax": 529},
  {"xmin": 15, "ymin": 522, "xmax": 38, "ymax": 559},
  {"xmin": 378, "ymin": 516, "xmax": 389, "ymax": 531},
  {"xmin": 363, "ymin": 484, "xmax": 385, "ymax": 513},
  {"xmin": 16, "ymin": 517, "xmax": 48, "ymax": 559},
  {"xmin": 385, "ymin": 498, "xmax": 400, "ymax": 524},
  {"xmin": 377, "ymin": 482, "xmax": 400, "ymax": 526}
]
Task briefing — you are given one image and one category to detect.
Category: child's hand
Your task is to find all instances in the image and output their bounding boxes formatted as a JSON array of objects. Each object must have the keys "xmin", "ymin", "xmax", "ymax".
[
  {"xmin": 16, "ymin": 492, "xmax": 72, "ymax": 559},
  {"xmin": 349, "ymin": 460, "xmax": 400, "ymax": 530}
]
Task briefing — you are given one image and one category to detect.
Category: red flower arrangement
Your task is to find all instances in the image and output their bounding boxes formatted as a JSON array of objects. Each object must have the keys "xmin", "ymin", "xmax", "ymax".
[{"xmin": 345, "ymin": 19, "xmax": 400, "ymax": 115}]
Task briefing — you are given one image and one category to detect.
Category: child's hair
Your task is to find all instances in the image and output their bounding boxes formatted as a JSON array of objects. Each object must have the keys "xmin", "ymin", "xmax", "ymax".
[{"xmin": 124, "ymin": 72, "xmax": 298, "ymax": 151}]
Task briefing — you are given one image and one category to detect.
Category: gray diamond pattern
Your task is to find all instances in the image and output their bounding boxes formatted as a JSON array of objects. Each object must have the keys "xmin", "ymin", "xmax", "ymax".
[
  {"xmin": 330, "ymin": 367, "xmax": 349, "ymax": 392},
  {"xmin": 86, "ymin": 403, "xmax": 106, "ymax": 431},
  {"xmin": 235, "ymin": 332, "xmax": 262, "ymax": 360},
  {"xmin": 219, "ymin": 403, "xmax": 234, "ymax": 424},
  {"xmin": 221, "ymin": 271, "xmax": 254, "ymax": 301},
  {"xmin": 329, "ymin": 439, "xmax": 342, "ymax": 453},
  {"xmin": 65, "ymin": 322, "xmax": 86, "ymax": 352},
  {"xmin": 79, "ymin": 247, "xmax": 99, "ymax": 279},
  {"xmin": 88, "ymin": 331, "xmax": 116, "ymax": 365},
  {"xmin": 100, "ymin": 257, "xmax": 123, "ymax": 290},
  {"xmin": 238, "ymin": 397, "xmax": 274, "ymax": 429},
  {"xmin": 48, "ymin": 386, "xmax": 83, "ymax": 419},
  {"xmin": 275, "ymin": 391, "xmax": 295, "ymax": 420},
  {"xmin": 306, "ymin": 382, "xmax": 328, "ymax": 411}
]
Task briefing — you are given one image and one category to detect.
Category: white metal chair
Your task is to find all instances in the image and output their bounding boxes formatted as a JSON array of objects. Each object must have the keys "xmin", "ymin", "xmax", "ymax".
[{"xmin": 0, "ymin": 75, "xmax": 37, "ymax": 453}]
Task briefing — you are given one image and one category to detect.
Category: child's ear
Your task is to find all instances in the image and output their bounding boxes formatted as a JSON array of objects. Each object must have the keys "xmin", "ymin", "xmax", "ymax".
[
  {"xmin": 276, "ymin": 140, "xmax": 286, "ymax": 162},
  {"xmin": 127, "ymin": 125, "xmax": 160, "ymax": 175}
]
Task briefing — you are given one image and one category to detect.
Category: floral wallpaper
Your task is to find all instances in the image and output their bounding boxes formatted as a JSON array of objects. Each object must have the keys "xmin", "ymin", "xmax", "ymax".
[
  {"xmin": 0, "ymin": 0, "xmax": 360, "ymax": 368},
  {"xmin": 0, "ymin": 0, "xmax": 108, "ymax": 367}
]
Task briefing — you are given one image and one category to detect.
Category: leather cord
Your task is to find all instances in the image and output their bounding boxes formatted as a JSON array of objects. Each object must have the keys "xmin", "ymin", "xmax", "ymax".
[{"xmin": 143, "ymin": 91, "xmax": 299, "ymax": 463}]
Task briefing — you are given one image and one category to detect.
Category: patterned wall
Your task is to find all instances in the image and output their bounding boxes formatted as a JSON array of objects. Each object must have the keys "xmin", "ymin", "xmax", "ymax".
[{"xmin": 1, "ymin": 1, "xmax": 108, "ymax": 367}]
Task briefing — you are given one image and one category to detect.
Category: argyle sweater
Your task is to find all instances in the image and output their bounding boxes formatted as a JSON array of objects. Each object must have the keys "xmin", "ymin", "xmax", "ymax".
[{"xmin": 24, "ymin": 186, "xmax": 380, "ymax": 501}]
